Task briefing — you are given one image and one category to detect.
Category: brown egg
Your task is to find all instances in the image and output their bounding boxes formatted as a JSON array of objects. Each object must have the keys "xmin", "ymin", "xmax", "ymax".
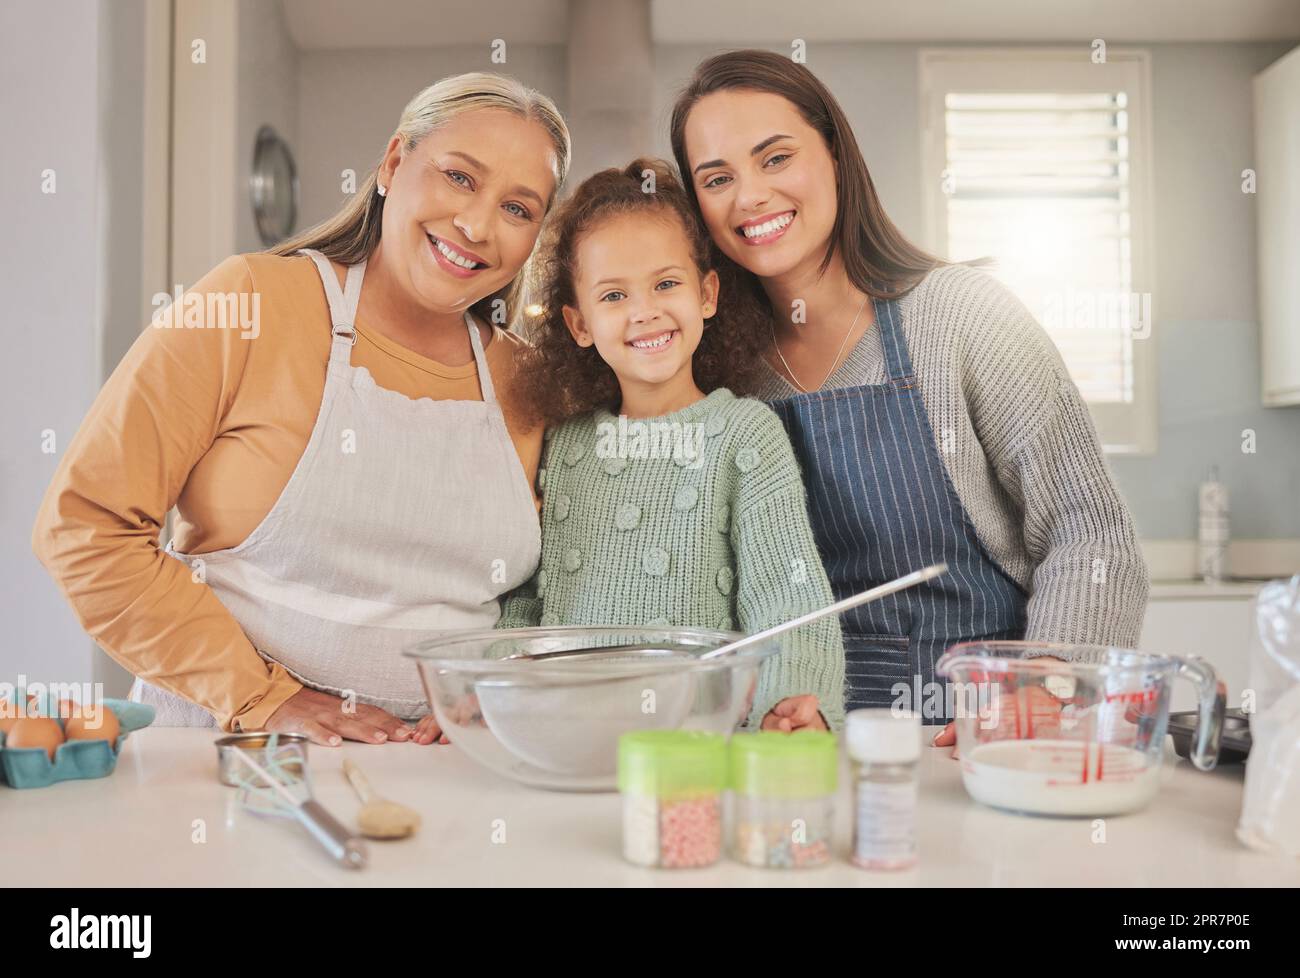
[
  {"xmin": 6, "ymin": 718, "xmax": 66, "ymax": 760},
  {"xmin": 64, "ymin": 704, "xmax": 121, "ymax": 743},
  {"xmin": 1, "ymin": 697, "xmax": 35, "ymax": 733}
]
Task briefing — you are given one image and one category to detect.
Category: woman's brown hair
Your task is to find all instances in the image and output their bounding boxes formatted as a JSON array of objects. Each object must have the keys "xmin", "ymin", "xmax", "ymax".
[
  {"xmin": 513, "ymin": 157, "xmax": 768, "ymax": 428},
  {"xmin": 669, "ymin": 49, "xmax": 951, "ymax": 328}
]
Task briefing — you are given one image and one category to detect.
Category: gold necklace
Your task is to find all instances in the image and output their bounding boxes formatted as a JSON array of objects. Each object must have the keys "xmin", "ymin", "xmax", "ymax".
[{"xmin": 771, "ymin": 292, "xmax": 871, "ymax": 394}]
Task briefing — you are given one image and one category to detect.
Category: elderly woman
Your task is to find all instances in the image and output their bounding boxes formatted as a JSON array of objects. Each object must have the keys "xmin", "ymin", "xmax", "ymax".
[{"xmin": 33, "ymin": 73, "xmax": 570, "ymax": 747}]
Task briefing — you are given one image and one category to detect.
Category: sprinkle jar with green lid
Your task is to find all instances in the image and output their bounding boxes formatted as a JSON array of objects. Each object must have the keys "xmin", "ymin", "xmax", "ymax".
[
  {"xmin": 729, "ymin": 731, "xmax": 838, "ymax": 868},
  {"xmin": 617, "ymin": 731, "xmax": 728, "ymax": 868}
]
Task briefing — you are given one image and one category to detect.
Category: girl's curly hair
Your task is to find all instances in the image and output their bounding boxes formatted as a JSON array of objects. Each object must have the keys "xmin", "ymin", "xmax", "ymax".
[{"xmin": 511, "ymin": 157, "xmax": 769, "ymax": 428}]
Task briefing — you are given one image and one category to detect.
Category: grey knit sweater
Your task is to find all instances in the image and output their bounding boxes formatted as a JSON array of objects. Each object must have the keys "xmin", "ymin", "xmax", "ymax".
[{"xmin": 753, "ymin": 264, "xmax": 1150, "ymax": 649}]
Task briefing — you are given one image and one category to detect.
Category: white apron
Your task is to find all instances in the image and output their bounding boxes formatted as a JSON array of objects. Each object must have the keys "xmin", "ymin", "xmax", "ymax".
[{"xmin": 130, "ymin": 249, "xmax": 541, "ymax": 726}]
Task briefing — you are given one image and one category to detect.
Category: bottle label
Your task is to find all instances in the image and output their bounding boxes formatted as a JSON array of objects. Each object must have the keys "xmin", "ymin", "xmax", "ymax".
[{"xmin": 854, "ymin": 780, "xmax": 917, "ymax": 864}]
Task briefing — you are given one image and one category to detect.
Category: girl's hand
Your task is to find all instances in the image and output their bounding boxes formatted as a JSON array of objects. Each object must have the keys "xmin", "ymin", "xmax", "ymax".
[
  {"xmin": 761, "ymin": 695, "xmax": 828, "ymax": 732},
  {"xmin": 264, "ymin": 687, "xmax": 415, "ymax": 746},
  {"xmin": 412, "ymin": 713, "xmax": 447, "ymax": 746},
  {"xmin": 411, "ymin": 694, "xmax": 482, "ymax": 745}
]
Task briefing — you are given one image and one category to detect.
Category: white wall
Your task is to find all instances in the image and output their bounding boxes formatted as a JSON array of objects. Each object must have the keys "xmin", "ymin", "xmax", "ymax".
[
  {"xmin": 1, "ymin": 0, "xmax": 113, "ymax": 690},
  {"xmin": 3, "ymin": 0, "xmax": 203, "ymax": 696},
  {"xmin": 296, "ymin": 45, "xmax": 568, "ymax": 230},
  {"xmin": 172, "ymin": 0, "xmax": 300, "ymax": 280}
]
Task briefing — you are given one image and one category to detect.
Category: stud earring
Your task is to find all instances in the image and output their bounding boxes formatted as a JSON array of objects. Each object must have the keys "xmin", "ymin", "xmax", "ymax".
[{"xmin": 377, "ymin": 184, "xmax": 387, "ymax": 197}]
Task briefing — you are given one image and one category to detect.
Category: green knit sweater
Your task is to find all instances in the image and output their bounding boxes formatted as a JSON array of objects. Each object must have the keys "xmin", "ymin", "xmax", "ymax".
[{"xmin": 496, "ymin": 388, "xmax": 846, "ymax": 730}]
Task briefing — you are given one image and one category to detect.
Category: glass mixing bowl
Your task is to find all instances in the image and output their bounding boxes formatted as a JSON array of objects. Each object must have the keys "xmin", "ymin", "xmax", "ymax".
[{"xmin": 405, "ymin": 626, "xmax": 779, "ymax": 791}]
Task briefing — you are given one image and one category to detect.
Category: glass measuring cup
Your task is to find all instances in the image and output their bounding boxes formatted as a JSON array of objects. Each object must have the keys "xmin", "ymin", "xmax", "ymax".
[{"xmin": 936, "ymin": 642, "xmax": 1225, "ymax": 816}]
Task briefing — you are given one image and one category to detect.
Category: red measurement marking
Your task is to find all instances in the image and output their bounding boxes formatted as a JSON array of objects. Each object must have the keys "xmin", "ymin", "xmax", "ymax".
[
  {"xmin": 1081, "ymin": 742, "xmax": 1089, "ymax": 784},
  {"xmin": 1098, "ymin": 745, "xmax": 1105, "ymax": 781},
  {"xmin": 1103, "ymin": 689, "xmax": 1159, "ymax": 705}
]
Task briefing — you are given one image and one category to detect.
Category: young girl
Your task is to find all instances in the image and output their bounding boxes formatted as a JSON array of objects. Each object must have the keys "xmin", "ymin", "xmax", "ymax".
[{"xmin": 494, "ymin": 158, "xmax": 845, "ymax": 732}]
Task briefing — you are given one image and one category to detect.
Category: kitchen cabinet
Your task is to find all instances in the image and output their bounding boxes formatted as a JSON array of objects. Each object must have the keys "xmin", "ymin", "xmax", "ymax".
[
  {"xmin": 1254, "ymin": 45, "xmax": 1300, "ymax": 407},
  {"xmin": 1140, "ymin": 582, "xmax": 1263, "ymax": 713}
]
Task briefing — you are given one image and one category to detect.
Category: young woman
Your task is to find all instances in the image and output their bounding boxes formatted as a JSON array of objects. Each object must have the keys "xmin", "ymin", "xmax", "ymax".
[
  {"xmin": 669, "ymin": 50, "xmax": 1150, "ymax": 734},
  {"xmin": 33, "ymin": 73, "xmax": 570, "ymax": 747}
]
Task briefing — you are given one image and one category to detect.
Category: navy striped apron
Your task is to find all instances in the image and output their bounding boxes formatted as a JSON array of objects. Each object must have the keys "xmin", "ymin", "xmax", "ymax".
[{"xmin": 768, "ymin": 293, "xmax": 1027, "ymax": 722}]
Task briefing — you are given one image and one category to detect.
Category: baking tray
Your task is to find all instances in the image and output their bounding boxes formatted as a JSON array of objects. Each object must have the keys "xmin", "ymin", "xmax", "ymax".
[{"xmin": 1169, "ymin": 707, "xmax": 1251, "ymax": 765}]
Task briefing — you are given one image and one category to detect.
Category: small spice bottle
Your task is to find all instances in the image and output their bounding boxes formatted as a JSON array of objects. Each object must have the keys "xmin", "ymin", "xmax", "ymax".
[
  {"xmin": 847, "ymin": 709, "xmax": 920, "ymax": 871},
  {"xmin": 617, "ymin": 730, "xmax": 727, "ymax": 868},
  {"xmin": 729, "ymin": 731, "xmax": 837, "ymax": 869}
]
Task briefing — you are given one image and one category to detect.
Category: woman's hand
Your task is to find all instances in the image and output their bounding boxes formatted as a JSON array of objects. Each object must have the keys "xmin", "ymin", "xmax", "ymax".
[
  {"xmin": 264, "ymin": 687, "xmax": 415, "ymax": 746},
  {"xmin": 930, "ymin": 686, "xmax": 1066, "ymax": 759},
  {"xmin": 761, "ymin": 695, "xmax": 828, "ymax": 732},
  {"xmin": 931, "ymin": 721, "xmax": 958, "ymax": 757}
]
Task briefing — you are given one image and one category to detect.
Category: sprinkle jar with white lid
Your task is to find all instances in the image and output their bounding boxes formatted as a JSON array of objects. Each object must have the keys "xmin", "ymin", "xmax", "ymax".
[{"xmin": 846, "ymin": 709, "xmax": 921, "ymax": 871}]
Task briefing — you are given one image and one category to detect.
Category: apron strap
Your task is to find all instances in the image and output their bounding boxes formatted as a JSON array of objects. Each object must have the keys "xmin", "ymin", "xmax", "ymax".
[
  {"xmin": 464, "ymin": 311, "xmax": 497, "ymax": 404},
  {"xmin": 874, "ymin": 293, "xmax": 915, "ymax": 381},
  {"xmin": 300, "ymin": 248, "xmax": 494, "ymax": 399},
  {"xmin": 299, "ymin": 249, "xmax": 366, "ymax": 361}
]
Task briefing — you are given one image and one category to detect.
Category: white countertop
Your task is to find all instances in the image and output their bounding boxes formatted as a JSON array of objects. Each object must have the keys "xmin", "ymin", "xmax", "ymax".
[
  {"xmin": 8, "ymin": 728, "xmax": 1294, "ymax": 887},
  {"xmin": 1148, "ymin": 579, "xmax": 1270, "ymax": 600}
]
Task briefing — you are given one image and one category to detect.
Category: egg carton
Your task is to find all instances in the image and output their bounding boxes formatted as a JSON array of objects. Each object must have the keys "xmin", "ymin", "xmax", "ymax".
[{"xmin": 0, "ymin": 697, "xmax": 155, "ymax": 789}]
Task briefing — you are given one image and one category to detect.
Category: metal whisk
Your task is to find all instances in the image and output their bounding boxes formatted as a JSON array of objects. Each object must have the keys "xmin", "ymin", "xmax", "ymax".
[{"xmin": 230, "ymin": 736, "xmax": 368, "ymax": 869}]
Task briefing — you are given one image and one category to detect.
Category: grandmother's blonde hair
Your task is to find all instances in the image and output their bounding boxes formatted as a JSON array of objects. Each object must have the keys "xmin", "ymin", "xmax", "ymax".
[{"xmin": 271, "ymin": 71, "xmax": 570, "ymax": 329}]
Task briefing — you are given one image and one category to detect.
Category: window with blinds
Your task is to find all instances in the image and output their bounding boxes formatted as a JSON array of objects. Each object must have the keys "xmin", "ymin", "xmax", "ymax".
[
  {"xmin": 920, "ymin": 50, "xmax": 1156, "ymax": 453},
  {"xmin": 943, "ymin": 91, "xmax": 1135, "ymax": 403}
]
